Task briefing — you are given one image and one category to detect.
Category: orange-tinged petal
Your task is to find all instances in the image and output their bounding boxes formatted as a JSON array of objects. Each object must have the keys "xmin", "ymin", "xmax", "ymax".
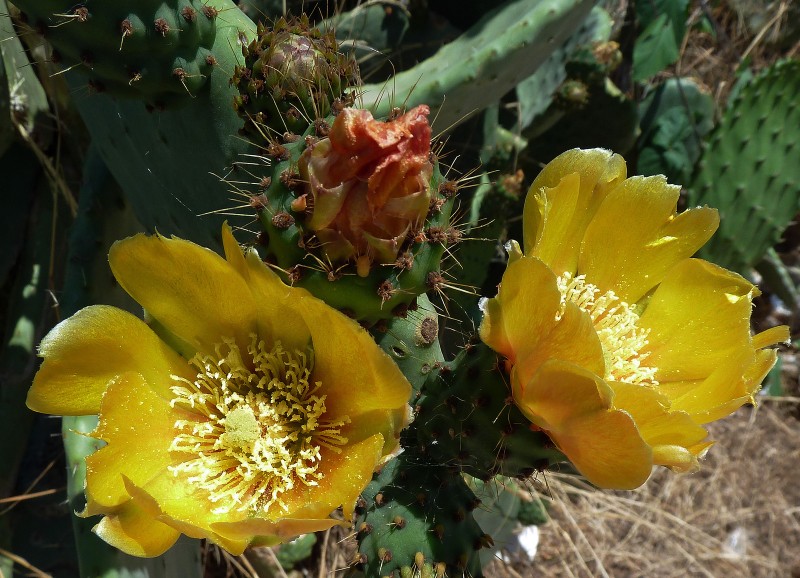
[
  {"xmin": 579, "ymin": 176, "xmax": 719, "ymax": 302},
  {"xmin": 85, "ymin": 372, "xmax": 183, "ymax": 510},
  {"xmin": 109, "ymin": 232, "xmax": 258, "ymax": 355},
  {"xmin": 515, "ymin": 361, "xmax": 653, "ymax": 489},
  {"xmin": 609, "ymin": 382, "xmax": 708, "ymax": 448},
  {"xmin": 513, "ymin": 301, "xmax": 605, "ymax": 389},
  {"xmin": 27, "ymin": 305, "xmax": 191, "ymax": 415},
  {"xmin": 295, "ymin": 295, "xmax": 410, "ymax": 423},
  {"xmin": 92, "ymin": 498, "xmax": 180, "ymax": 558},
  {"xmin": 479, "ymin": 256, "xmax": 562, "ymax": 363},
  {"xmin": 523, "ymin": 148, "xmax": 627, "ymax": 272},
  {"xmin": 276, "ymin": 434, "xmax": 385, "ymax": 521},
  {"xmin": 640, "ymin": 259, "xmax": 756, "ymax": 382}
]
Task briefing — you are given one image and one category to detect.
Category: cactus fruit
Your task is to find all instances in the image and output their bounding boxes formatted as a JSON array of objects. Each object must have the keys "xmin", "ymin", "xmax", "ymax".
[
  {"xmin": 351, "ymin": 452, "xmax": 486, "ymax": 578},
  {"xmin": 688, "ymin": 59, "xmax": 800, "ymax": 272},
  {"xmin": 233, "ymin": 28, "xmax": 458, "ymax": 324},
  {"xmin": 412, "ymin": 340, "xmax": 565, "ymax": 481}
]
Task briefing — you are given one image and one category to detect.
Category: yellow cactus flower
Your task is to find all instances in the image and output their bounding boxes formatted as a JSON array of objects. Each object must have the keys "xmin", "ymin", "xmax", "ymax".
[
  {"xmin": 480, "ymin": 148, "xmax": 788, "ymax": 490},
  {"xmin": 27, "ymin": 225, "xmax": 410, "ymax": 557}
]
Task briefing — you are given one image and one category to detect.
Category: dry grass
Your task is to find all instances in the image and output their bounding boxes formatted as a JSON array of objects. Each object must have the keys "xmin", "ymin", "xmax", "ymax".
[{"xmin": 487, "ymin": 402, "xmax": 800, "ymax": 578}]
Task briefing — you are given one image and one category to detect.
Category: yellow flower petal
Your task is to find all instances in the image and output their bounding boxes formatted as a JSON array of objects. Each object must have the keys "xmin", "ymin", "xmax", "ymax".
[
  {"xmin": 513, "ymin": 301, "xmax": 605, "ymax": 390},
  {"xmin": 517, "ymin": 361, "xmax": 652, "ymax": 489},
  {"xmin": 275, "ymin": 434, "xmax": 385, "ymax": 521},
  {"xmin": 609, "ymin": 381, "xmax": 708, "ymax": 449},
  {"xmin": 752, "ymin": 325, "xmax": 790, "ymax": 349},
  {"xmin": 29, "ymin": 224, "xmax": 412, "ymax": 557},
  {"xmin": 121, "ymin": 475, "xmax": 252, "ymax": 554},
  {"xmin": 211, "ymin": 518, "xmax": 337, "ymax": 548},
  {"xmin": 84, "ymin": 372, "xmax": 181, "ymax": 511},
  {"xmin": 27, "ymin": 306, "xmax": 191, "ymax": 416},
  {"xmin": 483, "ymin": 148, "xmax": 787, "ymax": 489},
  {"xmin": 109, "ymin": 232, "xmax": 259, "ymax": 355},
  {"xmin": 295, "ymin": 293, "xmax": 411, "ymax": 425},
  {"xmin": 515, "ymin": 360, "xmax": 613, "ymax": 429},
  {"xmin": 651, "ymin": 444, "xmax": 701, "ymax": 472},
  {"xmin": 479, "ymin": 256, "xmax": 563, "ymax": 363},
  {"xmin": 640, "ymin": 258, "xmax": 756, "ymax": 382},
  {"xmin": 240, "ymin": 242, "xmax": 313, "ymax": 353},
  {"xmin": 523, "ymin": 148, "xmax": 627, "ymax": 273},
  {"xmin": 92, "ymin": 498, "xmax": 180, "ymax": 558},
  {"xmin": 579, "ymin": 175, "xmax": 719, "ymax": 302}
]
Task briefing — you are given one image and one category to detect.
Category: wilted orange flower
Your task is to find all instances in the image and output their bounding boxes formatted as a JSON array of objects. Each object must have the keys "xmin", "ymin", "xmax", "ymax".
[
  {"xmin": 298, "ymin": 105, "xmax": 433, "ymax": 266},
  {"xmin": 480, "ymin": 149, "xmax": 788, "ymax": 489},
  {"xmin": 27, "ymin": 225, "xmax": 410, "ymax": 556}
]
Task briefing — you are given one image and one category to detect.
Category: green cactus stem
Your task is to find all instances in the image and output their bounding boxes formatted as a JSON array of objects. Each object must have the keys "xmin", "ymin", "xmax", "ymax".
[
  {"xmin": 351, "ymin": 452, "xmax": 487, "ymax": 578},
  {"xmin": 412, "ymin": 340, "xmax": 565, "ymax": 481}
]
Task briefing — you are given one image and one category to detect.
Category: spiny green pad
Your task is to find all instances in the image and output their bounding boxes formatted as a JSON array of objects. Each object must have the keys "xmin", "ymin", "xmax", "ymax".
[
  {"xmin": 360, "ymin": 0, "xmax": 595, "ymax": 131},
  {"xmin": 232, "ymin": 16, "xmax": 359, "ymax": 140},
  {"xmin": 14, "ymin": 0, "xmax": 241, "ymax": 104},
  {"xmin": 688, "ymin": 59, "xmax": 800, "ymax": 272},
  {"xmin": 352, "ymin": 453, "xmax": 485, "ymax": 577},
  {"xmin": 412, "ymin": 340, "xmax": 564, "ymax": 480},
  {"xmin": 373, "ymin": 295, "xmax": 444, "ymax": 395}
]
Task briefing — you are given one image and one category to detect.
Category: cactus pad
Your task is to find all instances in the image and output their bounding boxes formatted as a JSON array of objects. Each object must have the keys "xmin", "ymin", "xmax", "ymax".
[
  {"xmin": 688, "ymin": 59, "xmax": 800, "ymax": 272},
  {"xmin": 352, "ymin": 453, "xmax": 486, "ymax": 578},
  {"xmin": 412, "ymin": 341, "xmax": 565, "ymax": 481}
]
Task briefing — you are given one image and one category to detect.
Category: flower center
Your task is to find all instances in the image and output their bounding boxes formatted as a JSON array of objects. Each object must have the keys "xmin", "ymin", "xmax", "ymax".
[
  {"xmin": 168, "ymin": 335, "xmax": 349, "ymax": 515},
  {"xmin": 557, "ymin": 273, "xmax": 657, "ymax": 385}
]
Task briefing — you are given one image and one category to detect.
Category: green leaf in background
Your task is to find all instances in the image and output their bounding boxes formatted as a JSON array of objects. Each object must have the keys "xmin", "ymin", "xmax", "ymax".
[
  {"xmin": 637, "ymin": 77, "xmax": 715, "ymax": 183},
  {"xmin": 632, "ymin": 0, "xmax": 689, "ymax": 81},
  {"xmin": 636, "ymin": 0, "xmax": 689, "ymax": 40},
  {"xmin": 275, "ymin": 534, "xmax": 317, "ymax": 571},
  {"xmin": 633, "ymin": 13, "xmax": 681, "ymax": 81}
]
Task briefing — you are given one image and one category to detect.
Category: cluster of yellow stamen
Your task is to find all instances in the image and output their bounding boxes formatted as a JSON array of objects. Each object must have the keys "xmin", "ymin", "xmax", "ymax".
[
  {"xmin": 557, "ymin": 273, "xmax": 657, "ymax": 385},
  {"xmin": 168, "ymin": 335, "xmax": 349, "ymax": 515}
]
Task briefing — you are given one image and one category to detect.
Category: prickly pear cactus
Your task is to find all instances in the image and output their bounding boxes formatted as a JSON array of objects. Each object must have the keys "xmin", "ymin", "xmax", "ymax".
[
  {"xmin": 412, "ymin": 341, "xmax": 565, "ymax": 481},
  {"xmin": 351, "ymin": 452, "xmax": 487, "ymax": 578},
  {"xmin": 688, "ymin": 59, "xmax": 800, "ymax": 272},
  {"xmin": 13, "ymin": 0, "xmax": 250, "ymax": 105},
  {"xmin": 10, "ymin": 3, "xmax": 791, "ymax": 578},
  {"xmin": 231, "ymin": 22, "xmax": 459, "ymax": 325}
]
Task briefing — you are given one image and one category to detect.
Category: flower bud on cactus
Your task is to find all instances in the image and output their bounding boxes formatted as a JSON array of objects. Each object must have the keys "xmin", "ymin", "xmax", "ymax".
[
  {"xmin": 232, "ymin": 16, "xmax": 359, "ymax": 139},
  {"xmin": 298, "ymin": 105, "xmax": 433, "ymax": 265},
  {"xmin": 235, "ymin": 22, "xmax": 458, "ymax": 326}
]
